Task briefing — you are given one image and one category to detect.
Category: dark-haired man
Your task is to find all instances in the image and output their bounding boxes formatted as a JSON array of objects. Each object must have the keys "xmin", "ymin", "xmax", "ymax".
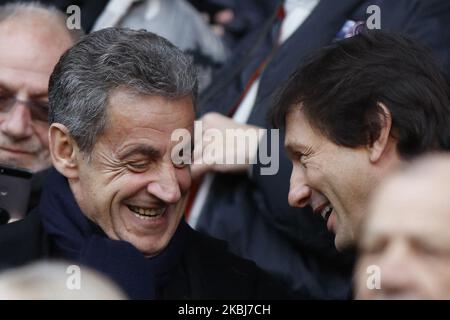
[
  {"xmin": 191, "ymin": 0, "xmax": 450, "ymax": 299},
  {"xmin": 272, "ymin": 30, "xmax": 450, "ymax": 251}
]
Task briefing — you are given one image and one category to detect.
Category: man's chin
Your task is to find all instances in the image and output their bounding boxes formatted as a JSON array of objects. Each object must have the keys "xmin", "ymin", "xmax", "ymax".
[
  {"xmin": 0, "ymin": 156, "xmax": 50, "ymax": 173},
  {"xmin": 334, "ymin": 232, "xmax": 354, "ymax": 252},
  {"xmin": 118, "ymin": 210, "xmax": 182, "ymax": 257},
  {"xmin": 129, "ymin": 234, "xmax": 172, "ymax": 257}
]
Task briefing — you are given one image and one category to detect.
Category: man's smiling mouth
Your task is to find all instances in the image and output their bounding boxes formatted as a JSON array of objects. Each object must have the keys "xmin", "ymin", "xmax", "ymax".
[
  {"xmin": 314, "ymin": 203, "xmax": 334, "ymax": 223},
  {"xmin": 127, "ymin": 205, "xmax": 166, "ymax": 220}
]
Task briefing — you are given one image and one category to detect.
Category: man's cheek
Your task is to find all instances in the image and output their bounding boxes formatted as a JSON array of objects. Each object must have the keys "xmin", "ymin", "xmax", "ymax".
[
  {"xmin": 178, "ymin": 168, "xmax": 192, "ymax": 194},
  {"xmin": 36, "ymin": 125, "xmax": 51, "ymax": 147}
]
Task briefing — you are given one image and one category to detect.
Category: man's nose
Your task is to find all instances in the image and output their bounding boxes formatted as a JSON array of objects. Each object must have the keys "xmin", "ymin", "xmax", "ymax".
[
  {"xmin": 0, "ymin": 103, "xmax": 33, "ymax": 140},
  {"xmin": 377, "ymin": 241, "xmax": 414, "ymax": 295},
  {"xmin": 147, "ymin": 164, "xmax": 182, "ymax": 204},
  {"xmin": 288, "ymin": 167, "xmax": 311, "ymax": 207}
]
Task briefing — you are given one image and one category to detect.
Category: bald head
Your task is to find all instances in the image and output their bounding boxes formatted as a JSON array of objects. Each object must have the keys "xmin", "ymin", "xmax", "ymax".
[
  {"xmin": 0, "ymin": 3, "xmax": 77, "ymax": 90},
  {"xmin": 365, "ymin": 154, "xmax": 450, "ymax": 233},
  {"xmin": 0, "ymin": 261, "xmax": 126, "ymax": 299},
  {"xmin": 0, "ymin": 2, "xmax": 82, "ymax": 39},
  {"xmin": 356, "ymin": 153, "xmax": 450, "ymax": 299},
  {"xmin": 0, "ymin": 2, "xmax": 80, "ymax": 173}
]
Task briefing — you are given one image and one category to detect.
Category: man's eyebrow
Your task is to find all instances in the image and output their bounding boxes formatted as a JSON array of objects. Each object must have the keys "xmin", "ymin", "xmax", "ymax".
[
  {"xmin": 0, "ymin": 81, "xmax": 47, "ymax": 97},
  {"xmin": 29, "ymin": 92, "xmax": 49, "ymax": 99},
  {"xmin": 410, "ymin": 232, "xmax": 450, "ymax": 250},
  {"xmin": 118, "ymin": 145, "xmax": 161, "ymax": 160},
  {"xmin": 0, "ymin": 82, "xmax": 13, "ymax": 93},
  {"xmin": 285, "ymin": 141, "xmax": 308, "ymax": 154}
]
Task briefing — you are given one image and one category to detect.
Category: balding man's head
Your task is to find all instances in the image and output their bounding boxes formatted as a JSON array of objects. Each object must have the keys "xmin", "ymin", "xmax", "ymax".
[
  {"xmin": 0, "ymin": 261, "xmax": 126, "ymax": 299},
  {"xmin": 0, "ymin": 2, "xmax": 82, "ymax": 41},
  {"xmin": 0, "ymin": 2, "xmax": 81, "ymax": 172},
  {"xmin": 355, "ymin": 153, "xmax": 450, "ymax": 299}
]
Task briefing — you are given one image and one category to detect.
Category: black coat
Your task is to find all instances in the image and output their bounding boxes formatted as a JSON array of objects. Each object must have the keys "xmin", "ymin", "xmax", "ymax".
[{"xmin": 0, "ymin": 209, "xmax": 291, "ymax": 299}]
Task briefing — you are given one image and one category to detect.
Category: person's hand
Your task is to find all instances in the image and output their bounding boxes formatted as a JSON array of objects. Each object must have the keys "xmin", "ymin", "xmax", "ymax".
[
  {"xmin": 214, "ymin": 9, "xmax": 234, "ymax": 25},
  {"xmin": 191, "ymin": 113, "xmax": 263, "ymax": 180},
  {"xmin": 211, "ymin": 9, "xmax": 234, "ymax": 37}
]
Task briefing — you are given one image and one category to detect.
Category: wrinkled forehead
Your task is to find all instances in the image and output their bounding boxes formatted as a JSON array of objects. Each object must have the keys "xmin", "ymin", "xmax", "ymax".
[
  {"xmin": 0, "ymin": 20, "xmax": 72, "ymax": 93},
  {"xmin": 365, "ymin": 175, "xmax": 450, "ymax": 240},
  {"xmin": 101, "ymin": 89, "xmax": 195, "ymax": 148},
  {"xmin": 107, "ymin": 87, "xmax": 194, "ymax": 121}
]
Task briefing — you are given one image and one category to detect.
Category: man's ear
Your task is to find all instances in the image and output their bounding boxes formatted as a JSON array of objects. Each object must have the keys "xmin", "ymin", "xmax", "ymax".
[
  {"xmin": 48, "ymin": 123, "xmax": 79, "ymax": 179},
  {"xmin": 368, "ymin": 102, "xmax": 392, "ymax": 163}
]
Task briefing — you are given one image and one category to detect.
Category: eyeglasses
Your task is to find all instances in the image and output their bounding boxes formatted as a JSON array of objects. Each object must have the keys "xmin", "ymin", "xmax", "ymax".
[{"xmin": 0, "ymin": 93, "xmax": 49, "ymax": 122}]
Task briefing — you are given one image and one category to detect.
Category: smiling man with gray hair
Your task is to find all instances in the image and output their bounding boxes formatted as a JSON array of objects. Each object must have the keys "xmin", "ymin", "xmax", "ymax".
[{"xmin": 0, "ymin": 27, "xmax": 287, "ymax": 299}]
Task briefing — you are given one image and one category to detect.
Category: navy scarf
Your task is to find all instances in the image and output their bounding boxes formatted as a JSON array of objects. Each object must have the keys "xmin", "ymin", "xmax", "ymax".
[{"xmin": 39, "ymin": 169, "xmax": 190, "ymax": 299}]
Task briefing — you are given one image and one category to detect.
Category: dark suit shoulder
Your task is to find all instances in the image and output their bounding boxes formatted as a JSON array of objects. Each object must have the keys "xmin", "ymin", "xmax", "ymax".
[
  {"xmin": 0, "ymin": 209, "xmax": 49, "ymax": 270},
  {"xmin": 183, "ymin": 228, "xmax": 293, "ymax": 299}
]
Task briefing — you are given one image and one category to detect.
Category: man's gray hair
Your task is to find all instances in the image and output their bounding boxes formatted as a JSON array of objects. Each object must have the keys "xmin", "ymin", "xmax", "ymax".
[
  {"xmin": 0, "ymin": 1, "xmax": 84, "ymax": 42},
  {"xmin": 49, "ymin": 27, "xmax": 198, "ymax": 153}
]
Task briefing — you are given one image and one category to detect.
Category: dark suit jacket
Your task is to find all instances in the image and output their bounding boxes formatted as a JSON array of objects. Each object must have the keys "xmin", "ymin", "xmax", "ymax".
[
  {"xmin": 0, "ymin": 209, "xmax": 290, "ymax": 299},
  {"xmin": 196, "ymin": 0, "xmax": 450, "ymax": 299}
]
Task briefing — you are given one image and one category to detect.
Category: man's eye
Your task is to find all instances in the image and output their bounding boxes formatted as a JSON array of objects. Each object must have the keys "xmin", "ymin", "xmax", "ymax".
[
  {"xmin": 173, "ymin": 159, "xmax": 189, "ymax": 169},
  {"xmin": 34, "ymin": 101, "xmax": 49, "ymax": 112},
  {"xmin": 299, "ymin": 156, "xmax": 306, "ymax": 167},
  {"xmin": 127, "ymin": 162, "xmax": 149, "ymax": 172},
  {"xmin": 297, "ymin": 154, "xmax": 307, "ymax": 168},
  {"xmin": 0, "ymin": 93, "xmax": 12, "ymax": 103},
  {"xmin": 412, "ymin": 241, "xmax": 442, "ymax": 257},
  {"xmin": 360, "ymin": 239, "xmax": 387, "ymax": 255},
  {"xmin": 172, "ymin": 147, "xmax": 192, "ymax": 169},
  {"xmin": 298, "ymin": 147, "xmax": 314, "ymax": 168}
]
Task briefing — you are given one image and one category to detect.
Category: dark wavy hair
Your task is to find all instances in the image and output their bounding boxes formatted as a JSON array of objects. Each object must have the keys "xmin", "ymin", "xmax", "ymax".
[{"xmin": 271, "ymin": 30, "xmax": 450, "ymax": 158}]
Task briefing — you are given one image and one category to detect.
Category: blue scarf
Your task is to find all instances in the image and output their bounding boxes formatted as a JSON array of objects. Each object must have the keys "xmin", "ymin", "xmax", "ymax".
[{"xmin": 39, "ymin": 169, "xmax": 190, "ymax": 299}]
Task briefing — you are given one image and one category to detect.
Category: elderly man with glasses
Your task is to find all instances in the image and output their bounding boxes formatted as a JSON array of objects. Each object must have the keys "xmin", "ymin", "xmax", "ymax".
[{"xmin": 0, "ymin": 3, "xmax": 81, "ymax": 221}]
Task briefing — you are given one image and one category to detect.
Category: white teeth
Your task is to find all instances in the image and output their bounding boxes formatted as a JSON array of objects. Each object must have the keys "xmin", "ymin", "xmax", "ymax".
[
  {"xmin": 128, "ymin": 206, "xmax": 165, "ymax": 218},
  {"xmin": 321, "ymin": 206, "xmax": 333, "ymax": 220},
  {"xmin": 134, "ymin": 213, "xmax": 152, "ymax": 220}
]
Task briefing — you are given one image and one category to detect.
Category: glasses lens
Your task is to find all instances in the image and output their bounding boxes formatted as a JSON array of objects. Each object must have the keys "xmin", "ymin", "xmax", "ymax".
[
  {"xmin": 0, "ymin": 93, "xmax": 14, "ymax": 113},
  {"xmin": 0, "ymin": 89, "xmax": 48, "ymax": 122},
  {"xmin": 29, "ymin": 101, "xmax": 49, "ymax": 122}
]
